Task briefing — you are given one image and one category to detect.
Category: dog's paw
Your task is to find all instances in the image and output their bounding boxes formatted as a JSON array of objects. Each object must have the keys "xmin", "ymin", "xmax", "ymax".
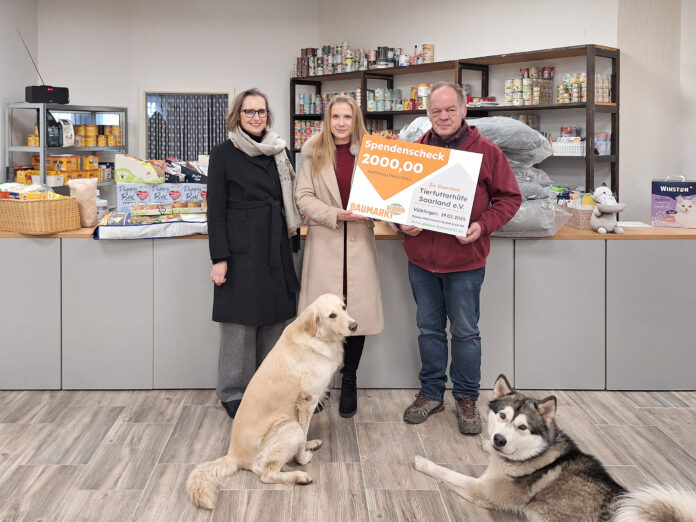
[
  {"xmin": 481, "ymin": 439, "xmax": 493, "ymax": 454},
  {"xmin": 295, "ymin": 450, "xmax": 313, "ymax": 466},
  {"xmin": 414, "ymin": 455, "xmax": 432, "ymax": 473},
  {"xmin": 306, "ymin": 439, "xmax": 323, "ymax": 451},
  {"xmin": 295, "ymin": 472, "xmax": 313, "ymax": 485}
]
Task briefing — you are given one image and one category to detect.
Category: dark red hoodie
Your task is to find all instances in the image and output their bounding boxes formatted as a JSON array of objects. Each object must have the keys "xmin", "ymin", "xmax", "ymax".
[{"xmin": 403, "ymin": 123, "xmax": 521, "ymax": 273}]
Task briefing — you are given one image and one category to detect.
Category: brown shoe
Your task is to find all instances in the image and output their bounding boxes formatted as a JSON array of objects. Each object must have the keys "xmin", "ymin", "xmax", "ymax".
[
  {"xmin": 403, "ymin": 394, "xmax": 444, "ymax": 424},
  {"xmin": 456, "ymin": 397, "xmax": 482, "ymax": 435}
]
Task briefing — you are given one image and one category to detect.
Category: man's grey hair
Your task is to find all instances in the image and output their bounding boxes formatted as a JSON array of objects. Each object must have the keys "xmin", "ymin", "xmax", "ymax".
[{"xmin": 427, "ymin": 82, "xmax": 467, "ymax": 113}]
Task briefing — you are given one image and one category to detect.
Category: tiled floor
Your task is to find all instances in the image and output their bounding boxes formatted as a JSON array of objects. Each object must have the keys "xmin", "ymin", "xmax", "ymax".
[{"xmin": 0, "ymin": 388, "xmax": 695, "ymax": 521}]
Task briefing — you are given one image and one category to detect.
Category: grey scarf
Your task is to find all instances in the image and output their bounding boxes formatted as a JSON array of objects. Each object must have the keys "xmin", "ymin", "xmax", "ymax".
[{"xmin": 229, "ymin": 127, "xmax": 302, "ymax": 237}]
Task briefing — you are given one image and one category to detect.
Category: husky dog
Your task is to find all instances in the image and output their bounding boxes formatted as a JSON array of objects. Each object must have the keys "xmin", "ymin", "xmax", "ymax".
[{"xmin": 414, "ymin": 375, "xmax": 696, "ymax": 521}]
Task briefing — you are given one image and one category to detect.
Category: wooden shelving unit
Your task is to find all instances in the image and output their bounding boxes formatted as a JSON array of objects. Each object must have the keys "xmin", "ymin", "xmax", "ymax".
[{"xmin": 290, "ymin": 44, "xmax": 619, "ymax": 194}]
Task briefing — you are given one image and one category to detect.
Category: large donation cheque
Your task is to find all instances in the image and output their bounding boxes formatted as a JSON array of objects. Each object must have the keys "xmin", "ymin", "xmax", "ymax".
[{"xmin": 347, "ymin": 135, "xmax": 482, "ymax": 236}]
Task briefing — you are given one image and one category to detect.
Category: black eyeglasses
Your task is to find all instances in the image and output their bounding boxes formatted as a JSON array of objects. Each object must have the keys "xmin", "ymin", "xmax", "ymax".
[{"xmin": 242, "ymin": 109, "xmax": 268, "ymax": 118}]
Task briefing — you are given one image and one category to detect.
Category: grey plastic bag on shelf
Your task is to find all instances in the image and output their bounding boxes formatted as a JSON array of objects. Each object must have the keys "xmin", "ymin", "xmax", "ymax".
[
  {"xmin": 398, "ymin": 116, "xmax": 432, "ymax": 142},
  {"xmin": 470, "ymin": 117, "xmax": 552, "ymax": 167},
  {"xmin": 491, "ymin": 199, "xmax": 570, "ymax": 238},
  {"xmin": 512, "ymin": 166, "xmax": 552, "ymax": 187},
  {"xmin": 518, "ymin": 180, "xmax": 548, "ymax": 201}
]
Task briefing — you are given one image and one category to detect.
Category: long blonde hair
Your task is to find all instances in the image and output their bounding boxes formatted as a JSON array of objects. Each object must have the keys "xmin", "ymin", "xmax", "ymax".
[{"xmin": 311, "ymin": 96, "xmax": 366, "ymax": 174}]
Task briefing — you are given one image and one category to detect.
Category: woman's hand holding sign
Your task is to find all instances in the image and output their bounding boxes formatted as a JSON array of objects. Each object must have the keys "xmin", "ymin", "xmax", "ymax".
[
  {"xmin": 338, "ymin": 209, "xmax": 366, "ymax": 221},
  {"xmin": 399, "ymin": 224, "xmax": 423, "ymax": 236}
]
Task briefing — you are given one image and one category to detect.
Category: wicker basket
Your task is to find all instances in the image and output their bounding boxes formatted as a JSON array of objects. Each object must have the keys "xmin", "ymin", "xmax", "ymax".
[
  {"xmin": 0, "ymin": 197, "xmax": 81, "ymax": 235},
  {"xmin": 565, "ymin": 205, "xmax": 594, "ymax": 230}
]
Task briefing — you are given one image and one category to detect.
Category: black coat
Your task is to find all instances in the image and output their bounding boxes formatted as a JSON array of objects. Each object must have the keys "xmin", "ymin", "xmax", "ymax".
[{"xmin": 207, "ymin": 140, "xmax": 299, "ymax": 325}]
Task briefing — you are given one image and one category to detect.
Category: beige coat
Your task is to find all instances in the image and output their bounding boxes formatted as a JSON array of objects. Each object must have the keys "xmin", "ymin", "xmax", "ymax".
[{"xmin": 295, "ymin": 136, "xmax": 384, "ymax": 336}]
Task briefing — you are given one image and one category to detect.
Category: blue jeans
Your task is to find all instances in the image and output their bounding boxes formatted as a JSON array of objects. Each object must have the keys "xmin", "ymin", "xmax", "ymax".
[{"xmin": 408, "ymin": 262, "xmax": 485, "ymax": 402}]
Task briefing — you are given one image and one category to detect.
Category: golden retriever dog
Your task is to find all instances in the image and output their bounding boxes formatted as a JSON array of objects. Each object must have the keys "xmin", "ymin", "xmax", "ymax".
[{"xmin": 187, "ymin": 293, "xmax": 357, "ymax": 509}]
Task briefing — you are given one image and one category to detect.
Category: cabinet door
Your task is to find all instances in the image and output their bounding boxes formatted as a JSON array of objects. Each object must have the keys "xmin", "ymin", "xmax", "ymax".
[
  {"xmin": 62, "ymin": 239, "xmax": 154, "ymax": 389},
  {"xmin": 480, "ymin": 239, "xmax": 515, "ymax": 388},
  {"xmin": 607, "ymin": 240, "xmax": 696, "ymax": 390},
  {"xmin": 0, "ymin": 238, "xmax": 61, "ymax": 389},
  {"xmin": 515, "ymin": 240, "xmax": 605, "ymax": 389},
  {"xmin": 153, "ymin": 239, "xmax": 218, "ymax": 388}
]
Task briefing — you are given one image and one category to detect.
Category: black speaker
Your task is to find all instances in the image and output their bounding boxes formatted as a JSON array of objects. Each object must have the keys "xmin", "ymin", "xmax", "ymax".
[{"xmin": 25, "ymin": 85, "xmax": 69, "ymax": 104}]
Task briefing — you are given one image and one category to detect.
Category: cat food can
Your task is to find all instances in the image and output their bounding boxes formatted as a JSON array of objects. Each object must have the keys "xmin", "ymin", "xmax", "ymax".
[
  {"xmin": 84, "ymin": 124, "xmax": 98, "ymax": 137},
  {"xmin": 97, "ymin": 135, "xmax": 107, "ymax": 147}
]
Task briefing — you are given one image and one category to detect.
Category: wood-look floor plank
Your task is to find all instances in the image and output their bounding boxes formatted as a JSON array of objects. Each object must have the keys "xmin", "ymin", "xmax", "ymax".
[
  {"xmin": 514, "ymin": 389, "xmax": 575, "ymax": 406},
  {"xmin": 185, "ymin": 389, "xmax": 220, "ymax": 406},
  {"xmin": 0, "ymin": 423, "xmax": 53, "ymax": 484},
  {"xmin": 70, "ymin": 389, "xmax": 188, "ymax": 423},
  {"xmin": 290, "ymin": 462, "xmax": 369, "ymax": 522},
  {"xmin": 306, "ymin": 401, "xmax": 360, "ymax": 463},
  {"xmin": 619, "ymin": 391, "xmax": 689, "ymax": 408},
  {"xmin": 366, "ymin": 489, "xmax": 450, "ymax": 522},
  {"xmin": 356, "ymin": 422, "xmax": 437, "ymax": 490},
  {"xmin": 434, "ymin": 464, "xmax": 524, "ymax": 521},
  {"xmin": 130, "ymin": 463, "xmax": 211, "ymax": 522},
  {"xmin": 555, "ymin": 406, "xmax": 632, "ymax": 465},
  {"xmin": 600, "ymin": 425, "xmax": 696, "ymax": 487},
  {"xmin": 354, "ymin": 389, "xmax": 417, "ymax": 423},
  {"xmin": 159, "ymin": 405, "xmax": 231, "ymax": 464},
  {"xmin": 417, "ymin": 394, "xmax": 488, "ymax": 466},
  {"xmin": 605, "ymin": 465, "xmax": 650, "ymax": 490},
  {"xmin": 21, "ymin": 405, "xmax": 123, "ymax": 465},
  {"xmin": 640, "ymin": 407, "xmax": 696, "ymax": 457},
  {"xmin": 77, "ymin": 422, "xmax": 173, "ymax": 490},
  {"xmin": 54, "ymin": 490, "xmax": 142, "ymax": 522},
  {"xmin": 566, "ymin": 391, "xmax": 650, "ymax": 425},
  {"xmin": 674, "ymin": 391, "xmax": 696, "ymax": 408},
  {"xmin": 212, "ymin": 489, "xmax": 291, "ymax": 522},
  {"xmin": 0, "ymin": 464, "xmax": 82, "ymax": 521},
  {"xmin": 0, "ymin": 390, "xmax": 77, "ymax": 423}
]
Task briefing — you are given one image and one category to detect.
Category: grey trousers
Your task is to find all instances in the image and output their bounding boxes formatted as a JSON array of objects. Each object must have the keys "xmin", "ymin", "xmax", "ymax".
[{"xmin": 216, "ymin": 321, "xmax": 289, "ymax": 403}]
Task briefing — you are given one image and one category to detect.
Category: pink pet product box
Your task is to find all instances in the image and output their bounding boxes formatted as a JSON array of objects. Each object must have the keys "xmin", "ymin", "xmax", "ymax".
[{"xmin": 651, "ymin": 176, "xmax": 696, "ymax": 228}]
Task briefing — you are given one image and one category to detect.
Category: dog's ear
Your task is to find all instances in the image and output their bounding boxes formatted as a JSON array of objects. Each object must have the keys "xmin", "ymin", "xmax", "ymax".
[
  {"xmin": 536, "ymin": 396, "xmax": 557, "ymax": 424},
  {"xmin": 492, "ymin": 374, "xmax": 513, "ymax": 398},
  {"xmin": 299, "ymin": 307, "xmax": 319, "ymax": 336}
]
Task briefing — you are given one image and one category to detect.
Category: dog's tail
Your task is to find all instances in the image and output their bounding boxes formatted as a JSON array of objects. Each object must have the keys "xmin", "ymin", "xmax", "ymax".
[
  {"xmin": 186, "ymin": 455, "xmax": 238, "ymax": 510},
  {"xmin": 613, "ymin": 485, "xmax": 696, "ymax": 521}
]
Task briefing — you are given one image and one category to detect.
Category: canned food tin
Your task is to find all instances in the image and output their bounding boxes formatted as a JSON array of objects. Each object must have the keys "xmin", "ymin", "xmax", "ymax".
[
  {"xmin": 83, "ymin": 136, "xmax": 97, "ymax": 147},
  {"xmin": 107, "ymin": 135, "xmax": 117, "ymax": 146},
  {"xmin": 529, "ymin": 66, "xmax": 540, "ymax": 79},
  {"xmin": 74, "ymin": 124, "xmax": 86, "ymax": 137},
  {"xmin": 97, "ymin": 135, "xmax": 107, "ymax": 147},
  {"xmin": 543, "ymin": 67, "xmax": 555, "ymax": 79},
  {"xmin": 520, "ymin": 68, "xmax": 529, "ymax": 78},
  {"xmin": 85, "ymin": 124, "xmax": 98, "ymax": 137},
  {"xmin": 417, "ymin": 83, "xmax": 430, "ymax": 97}
]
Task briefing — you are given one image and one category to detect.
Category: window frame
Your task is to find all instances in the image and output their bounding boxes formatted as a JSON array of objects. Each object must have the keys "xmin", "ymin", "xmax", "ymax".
[{"xmin": 138, "ymin": 86, "xmax": 234, "ymax": 158}]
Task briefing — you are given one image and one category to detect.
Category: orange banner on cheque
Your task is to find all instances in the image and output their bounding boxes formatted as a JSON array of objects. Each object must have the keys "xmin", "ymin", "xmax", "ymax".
[{"xmin": 347, "ymin": 134, "xmax": 483, "ymax": 236}]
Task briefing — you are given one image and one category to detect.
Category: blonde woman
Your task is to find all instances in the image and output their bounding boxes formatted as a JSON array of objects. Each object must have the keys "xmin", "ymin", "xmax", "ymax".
[{"xmin": 295, "ymin": 96, "xmax": 384, "ymax": 417}]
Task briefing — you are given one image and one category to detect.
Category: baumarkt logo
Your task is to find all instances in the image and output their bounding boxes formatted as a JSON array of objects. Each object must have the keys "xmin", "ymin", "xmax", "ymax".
[{"xmin": 386, "ymin": 202, "xmax": 405, "ymax": 216}]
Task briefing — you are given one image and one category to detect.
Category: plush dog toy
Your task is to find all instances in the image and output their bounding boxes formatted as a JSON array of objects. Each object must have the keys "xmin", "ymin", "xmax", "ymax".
[{"xmin": 590, "ymin": 186, "xmax": 626, "ymax": 234}]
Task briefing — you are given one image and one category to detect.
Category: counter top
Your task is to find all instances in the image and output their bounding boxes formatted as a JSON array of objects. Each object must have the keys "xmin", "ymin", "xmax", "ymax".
[{"xmin": 2, "ymin": 222, "xmax": 696, "ymax": 240}]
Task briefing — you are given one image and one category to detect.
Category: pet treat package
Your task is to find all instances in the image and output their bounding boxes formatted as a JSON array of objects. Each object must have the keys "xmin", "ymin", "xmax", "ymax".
[
  {"xmin": 68, "ymin": 178, "xmax": 98, "ymax": 227},
  {"xmin": 651, "ymin": 177, "xmax": 696, "ymax": 228}
]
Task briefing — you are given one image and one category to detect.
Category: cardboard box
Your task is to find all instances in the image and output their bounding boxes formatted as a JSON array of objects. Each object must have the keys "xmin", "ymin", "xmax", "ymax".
[
  {"xmin": 115, "ymin": 154, "xmax": 164, "ymax": 183},
  {"xmin": 116, "ymin": 183, "xmax": 154, "ymax": 210},
  {"xmin": 151, "ymin": 183, "xmax": 207, "ymax": 205},
  {"xmin": 651, "ymin": 179, "xmax": 696, "ymax": 228}
]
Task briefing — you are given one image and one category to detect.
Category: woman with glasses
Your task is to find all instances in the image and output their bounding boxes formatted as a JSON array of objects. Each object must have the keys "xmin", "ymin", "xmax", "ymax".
[
  {"xmin": 208, "ymin": 88, "xmax": 302, "ymax": 418},
  {"xmin": 295, "ymin": 96, "xmax": 383, "ymax": 418}
]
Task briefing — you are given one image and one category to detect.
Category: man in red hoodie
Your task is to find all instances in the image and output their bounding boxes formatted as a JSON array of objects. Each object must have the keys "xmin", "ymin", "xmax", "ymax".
[{"xmin": 401, "ymin": 82, "xmax": 521, "ymax": 435}]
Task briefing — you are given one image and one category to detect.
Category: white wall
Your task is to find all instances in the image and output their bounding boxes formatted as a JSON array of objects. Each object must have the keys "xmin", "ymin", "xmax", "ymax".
[
  {"xmin": 617, "ymin": 0, "xmax": 682, "ymax": 220},
  {"xmin": 319, "ymin": 0, "xmax": 618, "ymax": 59},
  {"xmin": 36, "ymin": 0, "xmax": 319, "ymax": 157},
  {"xmin": 0, "ymin": 0, "xmax": 38, "ymax": 182},
  {"xmin": 681, "ymin": 0, "xmax": 696, "ymax": 178}
]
